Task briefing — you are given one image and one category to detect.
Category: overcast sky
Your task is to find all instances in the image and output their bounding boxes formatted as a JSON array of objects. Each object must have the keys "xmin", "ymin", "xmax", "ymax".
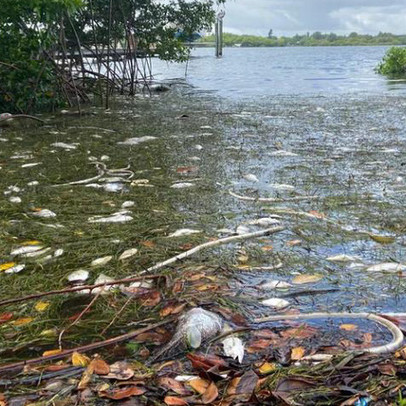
[{"xmin": 220, "ymin": 0, "xmax": 406, "ymax": 36}]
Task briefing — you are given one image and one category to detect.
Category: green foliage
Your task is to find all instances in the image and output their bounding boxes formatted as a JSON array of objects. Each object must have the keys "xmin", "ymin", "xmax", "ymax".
[
  {"xmin": 376, "ymin": 47, "xmax": 406, "ymax": 77},
  {"xmin": 201, "ymin": 31, "xmax": 406, "ymax": 48}
]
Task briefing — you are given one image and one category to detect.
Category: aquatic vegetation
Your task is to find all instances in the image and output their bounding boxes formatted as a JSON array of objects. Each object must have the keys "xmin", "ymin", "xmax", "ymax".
[{"xmin": 376, "ymin": 47, "xmax": 406, "ymax": 77}]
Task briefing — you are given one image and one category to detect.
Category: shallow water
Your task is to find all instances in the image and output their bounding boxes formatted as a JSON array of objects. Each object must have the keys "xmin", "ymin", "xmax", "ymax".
[
  {"xmin": 154, "ymin": 46, "xmax": 406, "ymax": 98},
  {"xmin": 1, "ymin": 47, "xmax": 406, "ymax": 359}
]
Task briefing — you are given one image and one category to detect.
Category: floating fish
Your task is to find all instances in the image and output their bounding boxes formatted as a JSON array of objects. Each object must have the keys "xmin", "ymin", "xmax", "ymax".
[
  {"xmin": 262, "ymin": 298, "xmax": 290, "ymax": 309},
  {"xmin": 67, "ymin": 269, "xmax": 89, "ymax": 283},
  {"xmin": 88, "ymin": 211, "xmax": 133, "ymax": 224},
  {"xmin": 327, "ymin": 254, "xmax": 359, "ymax": 262},
  {"xmin": 11, "ymin": 245, "xmax": 44, "ymax": 256},
  {"xmin": 121, "ymin": 201, "xmax": 135, "ymax": 208},
  {"xmin": 168, "ymin": 229, "xmax": 201, "ymax": 238},
  {"xmin": 222, "ymin": 337, "xmax": 244, "ymax": 363},
  {"xmin": 259, "ymin": 280, "xmax": 292, "ymax": 290},
  {"xmin": 118, "ymin": 136, "xmax": 157, "ymax": 146},
  {"xmin": 51, "ymin": 142, "xmax": 77, "ymax": 150},
  {"xmin": 367, "ymin": 263, "xmax": 406, "ymax": 272},
  {"xmin": 119, "ymin": 248, "xmax": 138, "ymax": 260},
  {"xmin": 243, "ymin": 174, "xmax": 259, "ymax": 182},
  {"xmin": 171, "ymin": 183, "xmax": 194, "ymax": 189},
  {"xmin": 91, "ymin": 256, "xmax": 113, "ymax": 267},
  {"xmin": 32, "ymin": 209, "xmax": 57, "ymax": 218},
  {"xmin": 4, "ymin": 264, "xmax": 26, "ymax": 274}
]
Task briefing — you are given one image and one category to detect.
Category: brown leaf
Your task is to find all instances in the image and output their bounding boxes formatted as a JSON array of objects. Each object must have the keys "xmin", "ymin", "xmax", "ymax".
[
  {"xmin": 158, "ymin": 377, "xmax": 190, "ymax": 396},
  {"xmin": 292, "ymin": 274, "xmax": 323, "ymax": 285},
  {"xmin": 135, "ymin": 331, "xmax": 167, "ymax": 345},
  {"xmin": 308, "ymin": 210, "xmax": 326, "ymax": 219},
  {"xmin": 275, "ymin": 377, "xmax": 315, "ymax": 393},
  {"xmin": 105, "ymin": 361, "xmax": 134, "ymax": 380},
  {"xmin": 236, "ymin": 370, "xmax": 259, "ymax": 395},
  {"xmin": 214, "ymin": 307, "xmax": 248, "ymax": 326},
  {"xmin": 100, "ymin": 386, "xmax": 146, "ymax": 400},
  {"xmin": 176, "ymin": 166, "xmax": 198, "ymax": 174},
  {"xmin": 188, "ymin": 378, "xmax": 210, "ymax": 394},
  {"xmin": 141, "ymin": 240, "xmax": 156, "ymax": 248},
  {"xmin": 187, "ymin": 353, "xmax": 228, "ymax": 371},
  {"xmin": 202, "ymin": 381, "xmax": 218, "ymax": 404},
  {"xmin": 340, "ymin": 324, "xmax": 358, "ymax": 332},
  {"xmin": 280, "ymin": 326, "xmax": 318, "ymax": 339},
  {"xmin": 286, "ymin": 240, "xmax": 302, "ymax": 247},
  {"xmin": 78, "ymin": 364, "xmax": 95, "ymax": 390},
  {"xmin": 90, "ymin": 359, "xmax": 110, "ymax": 375},
  {"xmin": 258, "ymin": 362, "xmax": 277, "ymax": 375},
  {"xmin": 227, "ymin": 377, "xmax": 241, "ymax": 396},
  {"xmin": 164, "ymin": 395, "xmax": 189, "ymax": 405},
  {"xmin": 160, "ymin": 302, "xmax": 186, "ymax": 317},
  {"xmin": 378, "ymin": 362, "xmax": 397, "ymax": 376}
]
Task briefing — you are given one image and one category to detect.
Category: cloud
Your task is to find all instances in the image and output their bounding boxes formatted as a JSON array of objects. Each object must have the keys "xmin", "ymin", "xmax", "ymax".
[{"xmin": 221, "ymin": 0, "xmax": 406, "ymax": 36}]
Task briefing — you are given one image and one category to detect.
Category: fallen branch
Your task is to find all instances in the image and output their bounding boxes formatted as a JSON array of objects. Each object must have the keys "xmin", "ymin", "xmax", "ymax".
[
  {"xmin": 0, "ymin": 318, "xmax": 174, "ymax": 374},
  {"xmin": 0, "ymin": 114, "xmax": 45, "ymax": 124},
  {"xmin": 50, "ymin": 162, "xmax": 106, "ymax": 187},
  {"xmin": 0, "ymin": 275, "xmax": 163, "ymax": 308},
  {"xmin": 135, "ymin": 225, "xmax": 285, "ymax": 276},
  {"xmin": 229, "ymin": 190, "xmax": 320, "ymax": 203}
]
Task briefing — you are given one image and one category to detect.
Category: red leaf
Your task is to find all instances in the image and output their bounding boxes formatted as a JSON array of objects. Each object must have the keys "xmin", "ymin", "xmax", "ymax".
[
  {"xmin": 0, "ymin": 312, "xmax": 13, "ymax": 324},
  {"xmin": 158, "ymin": 377, "xmax": 190, "ymax": 396},
  {"xmin": 187, "ymin": 353, "xmax": 228, "ymax": 371}
]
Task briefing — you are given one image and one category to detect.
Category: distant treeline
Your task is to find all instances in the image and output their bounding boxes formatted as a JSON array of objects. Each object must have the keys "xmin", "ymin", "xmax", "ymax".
[{"xmin": 201, "ymin": 32, "xmax": 406, "ymax": 47}]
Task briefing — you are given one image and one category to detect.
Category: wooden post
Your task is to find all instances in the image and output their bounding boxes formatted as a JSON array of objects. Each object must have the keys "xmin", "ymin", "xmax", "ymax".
[{"xmin": 215, "ymin": 10, "xmax": 225, "ymax": 58}]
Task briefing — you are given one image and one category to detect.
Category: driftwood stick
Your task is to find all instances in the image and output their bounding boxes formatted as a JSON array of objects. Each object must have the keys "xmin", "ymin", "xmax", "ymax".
[
  {"xmin": 0, "ymin": 318, "xmax": 174, "ymax": 374},
  {"xmin": 229, "ymin": 190, "xmax": 319, "ymax": 203},
  {"xmin": 0, "ymin": 275, "xmax": 163, "ymax": 308},
  {"xmin": 0, "ymin": 114, "xmax": 45, "ymax": 124},
  {"xmin": 135, "ymin": 225, "xmax": 285, "ymax": 276}
]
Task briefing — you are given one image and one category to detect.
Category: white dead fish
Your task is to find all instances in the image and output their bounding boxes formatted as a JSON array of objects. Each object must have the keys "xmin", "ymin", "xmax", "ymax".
[
  {"xmin": 91, "ymin": 256, "xmax": 113, "ymax": 267},
  {"xmin": 11, "ymin": 245, "xmax": 44, "ymax": 256},
  {"xmin": 168, "ymin": 229, "xmax": 201, "ymax": 238},
  {"xmin": 118, "ymin": 136, "xmax": 157, "ymax": 146},
  {"xmin": 119, "ymin": 248, "xmax": 138, "ymax": 260},
  {"xmin": 171, "ymin": 182, "xmax": 194, "ymax": 189},
  {"xmin": 243, "ymin": 174, "xmax": 259, "ymax": 183},
  {"xmin": 129, "ymin": 280, "xmax": 153, "ymax": 288},
  {"xmin": 131, "ymin": 179, "xmax": 150, "ymax": 186},
  {"xmin": 21, "ymin": 163, "xmax": 41, "ymax": 168},
  {"xmin": 262, "ymin": 298, "xmax": 290, "ymax": 309},
  {"xmin": 195, "ymin": 145, "xmax": 203, "ymax": 150},
  {"xmin": 259, "ymin": 280, "xmax": 292, "ymax": 290},
  {"xmin": 92, "ymin": 274, "xmax": 115, "ymax": 294},
  {"xmin": 270, "ymin": 184, "xmax": 295, "ymax": 191},
  {"xmin": 327, "ymin": 254, "xmax": 359, "ymax": 262},
  {"xmin": 100, "ymin": 155, "xmax": 110, "ymax": 161},
  {"xmin": 367, "ymin": 263, "xmax": 406, "ymax": 272},
  {"xmin": 270, "ymin": 150, "xmax": 298, "ymax": 157},
  {"xmin": 4, "ymin": 264, "xmax": 26, "ymax": 274},
  {"xmin": 222, "ymin": 337, "xmax": 244, "ymax": 363},
  {"xmin": 54, "ymin": 249, "xmax": 64, "ymax": 257},
  {"xmin": 32, "ymin": 209, "xmax": 57, "ymax": 218},
  {"xmin": 51, "ymin": 142, "xmax": 77, "ymax": 150},
  {"xmin": 88, "ymin": 212, "xmax": 133, "ymax": 223},
  {"xmin": 121, "ymin": 201, "xmax": 135, "ymax": 208},
  {"xmin": 248, "ymin": 218, "xmax": 281, "ymax": 227},
  {"xmin": 21, "ymin": 247, "xmax": 52, "ymax": 258},
  {"xmin": 27, "ymin": 181, "xmax": 39, "ymax": 186},
  {"xmin": 67, "ymin": 269, "xmax": 89, "ymax": 283},
  {"xmin": 236, "ymin": 225, "xmax": 250, "ymax": 235},
  {"xmin": 103, "ymin": 183, "xmax": 125, "ymax": 193},
  {"xmin": 9, "ymin": 196, "xmax": 21, "ymax": 204}
]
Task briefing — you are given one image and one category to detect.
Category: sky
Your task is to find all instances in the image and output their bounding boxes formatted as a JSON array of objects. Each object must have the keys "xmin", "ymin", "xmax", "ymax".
[{"xmin": 219, "ymin": 0, "xmax": 406, "ymax": 36}]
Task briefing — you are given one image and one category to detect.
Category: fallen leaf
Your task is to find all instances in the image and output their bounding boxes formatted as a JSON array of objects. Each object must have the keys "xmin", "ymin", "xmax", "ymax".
[
  {"xmin": 286, "ymin": 240, "xmax": 302, "ymax": 247},
  {"xmin": 72, "ymin": 352, "xmax": 90, "ymax": 367},
  {"xmin": 43, "ymin": 349, "xmax": 63, "ymax": 357},
  {"xmin": 158, "ymin": 377, "xmax": 190, "ymax": 395},
  {"xmin": 259, "ymin": 362, "xmax": 277, "ymax": 375},
  {"xmin": 187, "ymin": 353, "xmax": 228, "ymax": 371},
  {"xmin": 368, "ymin": 233, "xmax": 395, "ymax": 244},
  {"xmin": 100, "ymin": 386, "xmax": 146, "ymax": 400},
  {"xmin": 340, "ymin": 324, "xmax": 358, "ymax": 332},
  {"xmin": 0, "ymin": 262, "xmax": 16, "ymax": 271},
  {"xmin": 292, "ymin": 274, "xmax": 323, "ymax": 284},
  {"xmin": 202, "ymin": 381, "xmax": 218, "ymax": 404},
  {"xmin": 21, "ymin": 240, "xmax": 42, "ymax": 246},
  {"xmin": 236, "ymin": 370, "xmax": 258, "ymax": 395},
  {"xmin": 164, "ymin": 395, "xmax": 189, "ymax": 405},
  {"xmin": 0, "ymin": 312, "xmax": 13, "ymax": 324},
  {"xmin": 262, "ymin": 245, "xmax": 273, "ymax": 251},
  {"xmin": 12, "ymin": 317, "xmax": 34, "ymax": 326},
  {"xmin": 308, "ymin": 210, "xmax": 326, "ymax": 219},
  {"xmin": 290, "ymin": 347, "xmax": 305, "ymax": 361},
  {"xmin": 105, "ymin": 361, "xmax": 134, "ymax": 380},
  {"xmin": 160, "ymin": 302, "xmax": 186, "ymax": 317},
  {"xmin": 35, "ymin": 301, "xmax": 50, "ymax": 312},
  {"xmin": 90, "ymin": 359, "xmax": 110, "ymax": 375},
  {"xmin": 280, "ymin": 326, "xmax": 318, "ymax": 339},
  {"xmin": 188, "ymin": 378, "xmax": 210, "ymax": 394}
]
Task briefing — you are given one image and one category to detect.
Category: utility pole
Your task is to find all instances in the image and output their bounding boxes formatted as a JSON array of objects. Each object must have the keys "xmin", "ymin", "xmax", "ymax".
[{"xmin": 215, "ymin": 10, "xmax": 225, "ymax": 57}]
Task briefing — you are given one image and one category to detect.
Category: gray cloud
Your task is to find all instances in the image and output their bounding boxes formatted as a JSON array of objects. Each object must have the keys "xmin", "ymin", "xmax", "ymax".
[{"xmin": 220, "ymin": 0, "xmax": 406, "ymax": 36}]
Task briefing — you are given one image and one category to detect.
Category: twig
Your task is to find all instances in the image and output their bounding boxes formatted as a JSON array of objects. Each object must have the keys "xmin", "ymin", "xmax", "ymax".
[
  {"xmin": 101, "ymin": 295, "xmax": 133, "ymax": 335},
  {"xmin": 134, "ymin": 225, "xmax": 285, "ymax": 276},
  {"xmin": 50, "ymin": 162, "xmax": 106, "ymax": 187},
  {"xmin": 0, "ymin": 275, "xmax": 163, "ymax": 308},
  {"xmin": 0, "ymin": 318, "xmax": 174, "ymax": 374},
  {"xmin": 0, "ymin": 114, "xmax": 45, "ymax": 124},
  {"xmin": 58, "ymin": 288, "xmax": 104, "ymax": 349},
  {"xmin": 229, "ymin": 190, "xmax": 320, "ymax": 203}
]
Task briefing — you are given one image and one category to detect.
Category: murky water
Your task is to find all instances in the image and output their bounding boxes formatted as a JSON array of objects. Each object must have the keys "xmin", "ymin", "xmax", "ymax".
[{"xmin": 1, "ymin": 47, "xmax": 406, "ymax": 359}]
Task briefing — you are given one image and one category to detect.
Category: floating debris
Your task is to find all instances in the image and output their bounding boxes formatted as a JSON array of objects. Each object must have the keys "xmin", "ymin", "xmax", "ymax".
[
  {"xmin": 9, "ymin": 196, "xmax": 21, "ymax": 204},
  {"xmin": 11, "ymin": 245, "xmax": 44, "ymax": 256},
  {"xmin": 91, "ymin": 256, "xmax": 113, "ymax": 267},
  {"xmin": 118, "ymin": 136, "xmax": 157, "ymax": 146},
  {"xmin": 21, "ymin": 247, "xmax": 52, "ymax": 258},
  {"xmin": 168, "ymin": 229, "xmax": 201, "ymax": 238},
  {"xmin": 171, "ymin": 182, "xmax": 194, "ymax": 189},
  {"xmin": 292, "ymin": 274, "xmax": 323, "ymax": 285},
  {"xmin": 67, "ymin": 269, "xmax": 89, "ymax": 283},
  {"xmin": 367, "ymin": 263, "xmax": 406, "ymax": 272},
  {"xmin": 259, "ymin": 280, "xmax": 292, "ymax": 290},
  {"xmin": 270, "ymin": 183, "xmax": 295, "ymax": 191},
  {"xmin": 51, "ymin": 142, "xmax": 77, "ymax": 150},
  {"xmin": 4, "ymin": 264, "xmax": 26, "ymax": 274},
  {"xmin": 121, "ymin": 201, "xmax": 135, "ymax": 208},
  {"xmin": 92, "ymin": 274, "xmax": 115, "ymax": 294},
  {"xmin": 261, "ymin": 298, "xmax": 290, "ymax": 309},
  {"xmin": 327, "ymin": 254, "xmax": 360, "ymax": 262},
  {"xmin": 222, "ymin": 336, "xmax": 244, "ymax": 363},
  {"xmin": 269, "ymin": 150, "xmax": 298, "ymax": 157},
  {"xmin": 243, "ymin": 174, "xmax": 259, "ymax": 182},
  {"xmin": 119, "ymin": 248, "xmax": 138, "ymax": 260},
  {"xmin": 31, "ymin": 209, "xmax": 57, "ymax": 218},
  {"xmin": 27, "ymin": 181, "xmax": 39, "ymax": 186},
  {"xmin": 88, "ymin": 211, "xmax": 133, "ymax": 224}
]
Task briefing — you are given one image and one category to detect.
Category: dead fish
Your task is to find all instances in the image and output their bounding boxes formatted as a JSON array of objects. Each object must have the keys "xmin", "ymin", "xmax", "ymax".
[
  {"xmin": 262, "ymin": 298, "xmax": 290, "ymax": 309},
  {"xmin": 11, "ymin": 245, "xmax": 44, "ymax": 256},
  {"xmin": 32, "ymin": 209, "xmax": 57, "ymax": 218},
  {"xmin": 243, "ymin": 174, "xmax": 259, "ymax": 182},
  {"xmin": 67, "ymin": 269, "xmax": 89, "ymax": 283},
  {"xmin": 118, "ymin": 136, "xmax": 157, "ymax": 146},
  {"xmin": 168, "ymin": 229, "xmax": 201, "ymax": 238}
]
